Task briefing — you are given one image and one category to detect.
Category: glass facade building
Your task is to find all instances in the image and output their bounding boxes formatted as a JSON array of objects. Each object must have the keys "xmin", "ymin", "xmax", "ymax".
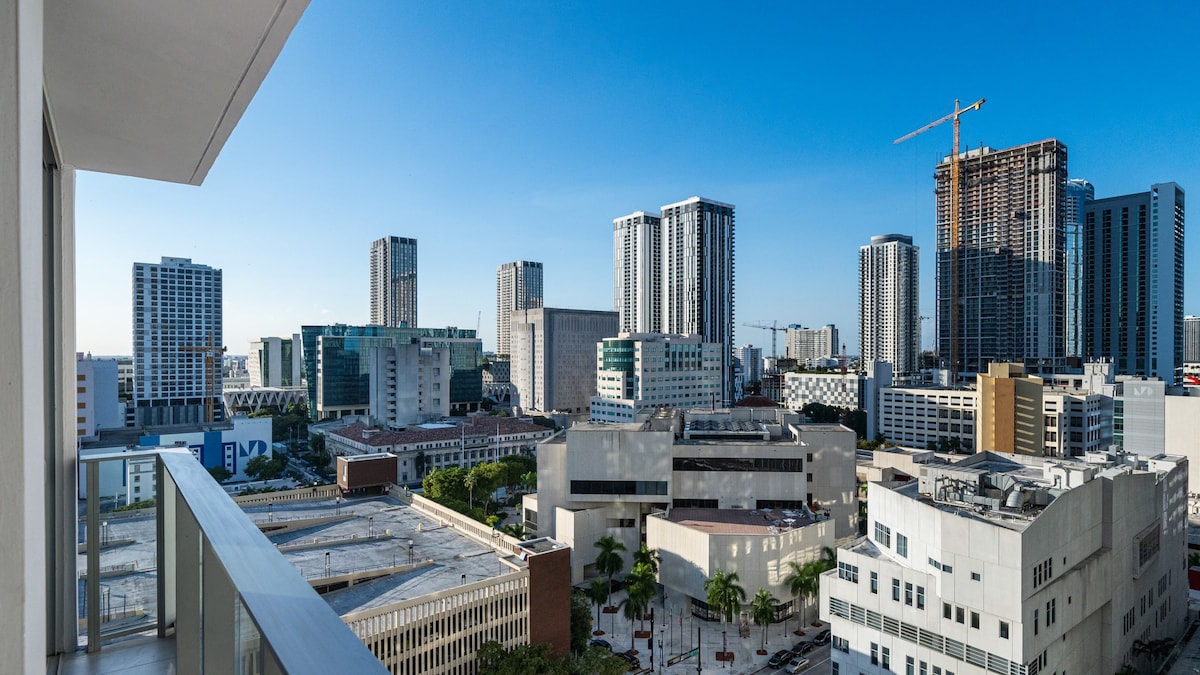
[{"xmin": 301, "ymin": 324, "xmax": 482, "ymax": 419}]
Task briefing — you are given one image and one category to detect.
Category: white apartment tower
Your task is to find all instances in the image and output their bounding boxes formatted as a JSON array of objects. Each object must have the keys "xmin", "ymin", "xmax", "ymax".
[
  {"xmin": 823, "ymin": 451, "xmax": 1188, "ymax": 675},
  {"xmin": 613, "ymin": 211, "xmax": 662, "ymax": 334},
  {"xmin": 614, "ymin": 199, "xmax": 734, "ymax": 405},
  {"xmin": 369, "ymin": 235, "xmax": 418, "ymax": 328},
  {"xmin": 860, "ymin": 234, "xmax": 920, "ymax": 377},
  {"xmin": 786, "ymin": 324, "xmax": 839, "ymax": 362},
  {"xmin": 496, "ymin": 260, "xmax": 543, "ymax": 357},
  {"xmin": 248, "ymin": 334, "xmax": 303, "ymax": 388},
  {"xmin": 132, "ymin": 257, "xmax": 223, "ymax": 426}
]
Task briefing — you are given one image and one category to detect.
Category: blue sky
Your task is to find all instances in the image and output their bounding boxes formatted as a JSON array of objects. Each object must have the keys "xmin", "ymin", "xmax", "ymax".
[{"xmin": 76, "ymin": 1, "xmax": 1200, "ymax": 357}]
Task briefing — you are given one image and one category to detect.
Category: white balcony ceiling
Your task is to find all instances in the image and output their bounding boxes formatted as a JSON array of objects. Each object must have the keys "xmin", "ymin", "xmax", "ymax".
[{"xmin": 43, "ymin": 0, "xmax": 308, "ymax": 185}]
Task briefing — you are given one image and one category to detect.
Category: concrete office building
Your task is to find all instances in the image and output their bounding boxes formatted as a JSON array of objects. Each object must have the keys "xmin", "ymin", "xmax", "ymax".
[
  {"xmin": 786, "ymin": 324, "xmax": 839, "ymax": 362},
  {"xmin": 936, "ymin": 140, "xmax": 1068, "ymax": 376},
  {"xmin": 782, "ymin": 362, "xmax": 893, "ymax": 437},
  {"xmin": 525, "ymin": 408, "xmax": 857, "ymax": 591},
  {"xmin": 878, "ymin": 387, "xmax": 979, "ymax": 453},
  {"xmin": 1064, "ymin": 179, "xmax": 1094, "ymax": 359},
  {"xmin": 823, "ymin": 450, "xmax": 1188, "ymax": 675},
  {"xmin": 132, "ymin": 256, "xmax": 224, "ymax": 426},
  {"xmin": 589, "ymin": 333, "xmax": 722, "ymax": 423},
  {"xmin": 248, "ymin": 334, "xmax": 302, "ymax": 388},
  {"xmin": 301, "ymin": 324, "xmax": 482, "ymax": 419},
  {"xmin": 613, "ymin": 211, "xmax": 662, "ymax": 335},
  {"xmin": 496, "ymin": 260, "xmax": 543, "ymax": 357},
  {"xmin": 510, "ymin": 307, "xmax": 619, "ymax": 414},
  {"xmin": 76, "ymin": 353, "xmax": 123, "ymax": 442},
  {"xmin": 366, "ymin": 344, "xmax": 451, "ymax": 427},
  {"xmin": 860, "ymin": 234, "xmax": 921, "ymax": 377},
  {"xmin": 614, "ymin": 198, "xmax": 736, "ymax": 405},
  {"xmin": 978, "ymin": 363, "xmax": 1044, "ymax": 456},
  {"xmin": 369, "ymin": 235, "xmax": 418, "ymax": 328},
  {"xmin": 1041, "ymin": 388, "xmax": 1110, "ymax": 458},
  {"xmin": 1084, "ymin": 183, "xmax": 1186, "ymax": 384}
]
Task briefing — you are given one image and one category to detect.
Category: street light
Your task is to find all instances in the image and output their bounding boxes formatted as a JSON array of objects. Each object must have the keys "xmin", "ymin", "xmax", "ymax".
[
  {"xmin": 408, "ymin": 539, "xmax": 414, "ymax": 566},
  {"xmin": 368, "ymin": 516, "xmax": 374, "ymax": 538},
  {"xmin": 268, "ymin": 502, "xmax": 273, "ymax": 523},
  {"xmin": 324, "ymin": 551, "xmax": 330, "ymax": 577}
]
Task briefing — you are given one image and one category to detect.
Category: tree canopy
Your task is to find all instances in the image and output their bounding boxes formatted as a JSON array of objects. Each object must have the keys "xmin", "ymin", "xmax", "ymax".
[{"xmin": 243, "ymin": 454, "xmax": 285, "ymax": 481}]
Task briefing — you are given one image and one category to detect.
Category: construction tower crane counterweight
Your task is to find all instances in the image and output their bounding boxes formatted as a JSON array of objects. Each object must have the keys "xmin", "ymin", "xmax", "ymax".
[{"xmin": 894, "ymin": 98, "xmax": 985, "ymax": 381}]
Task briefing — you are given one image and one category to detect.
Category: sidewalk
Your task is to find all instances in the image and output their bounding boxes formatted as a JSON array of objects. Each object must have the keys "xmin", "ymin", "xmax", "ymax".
[{"xmin": 590, "ymin": 588, "xmax": 830, "ymax": 674}]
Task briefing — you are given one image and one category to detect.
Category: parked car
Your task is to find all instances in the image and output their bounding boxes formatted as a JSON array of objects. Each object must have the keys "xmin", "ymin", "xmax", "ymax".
[
  {"xmin": 589, "ymin": 638, "xmax": 612, "ymax": 651},
  {"xmin": 785, "ymin": 656, "xmax": 811, "ymax": 673},
  {"xmin": 768, "ymin": 649, "xmax": 794, "ymax": 667},
  {"xmin": 793, "ymin": 641, "xmax": 816, "ymax": 655},
  {"xmin": 615, "ymin": 652, "xmax": 641, "ymax": 670},
  {"xmin": 813, "ymin": 629, "xmax": 832, "ymax": 645}
]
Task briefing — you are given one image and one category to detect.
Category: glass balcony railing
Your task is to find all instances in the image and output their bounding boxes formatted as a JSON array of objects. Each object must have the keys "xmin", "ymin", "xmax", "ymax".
[{"xmin": 80, "ymin": 449, "xmax": 386, "ymax": 674}]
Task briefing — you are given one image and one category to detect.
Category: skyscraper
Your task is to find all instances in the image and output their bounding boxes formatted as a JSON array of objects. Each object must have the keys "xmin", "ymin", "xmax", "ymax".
[
  {"xmin": 1064, "ymin": 179, "xmax": 1095, "ymax": 360},
  {"xmin": 1083, "ymin": 183, "xmax": 1185, "ymax": 384},
  {"xmin": 132, "ymin": 256, "xmax": 223, "ymax": 425},
  {"xmin": 785, "ymin": 324, "xmax": 839, "ymax": 363},
  {"xmin": 1185, "ymin": 316, "xmax": 1200, "ymax": 365},
  {"xmin": 612, "ymin": 211, "xmax": 662, "ymax": 334},
  {"xmin": 496, "ymin": 260, "xmax": 543, "ymax": 357},
  {"xmin": 613, "ymin": 198, "xmax": 735, "ymax": 405},
  {"xmin": 369, "ymin": 236, "xmax": 417, "ymax": 327},
  {"xmin": 859, "ymin": 234, "xmax": 920, "ymax": 377},
  {"xmin": 936, "ymin": 139, "xmax": 1067, "ymax": 375}
]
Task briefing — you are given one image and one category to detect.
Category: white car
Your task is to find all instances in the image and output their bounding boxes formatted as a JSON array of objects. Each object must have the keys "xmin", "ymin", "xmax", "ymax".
[{"xmin": 784, "ymin": 656, "xmax": 810, "ymax": 673}]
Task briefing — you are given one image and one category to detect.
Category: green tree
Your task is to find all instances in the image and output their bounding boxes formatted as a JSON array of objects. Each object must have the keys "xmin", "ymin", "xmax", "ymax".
[
  {"xmin": 422, "ymin": 466, "xmax": 469, "ymax": 502},
  {"xmin": 207, "ymin": 466, "xmax": 232, "ymax": 483},
  {"xmin": 751, "ymin": 588, "xmax": 779, "ymax": 650},
  {"xmin": 499, "ymin": 454, "xmax": 536, "ymax": 494},
  {"xmin": 704, "ymin": 570, "xmax": 746, "ymax": 647},
  {"xmin": 521, "ymin": 470, "xmax": 537, "ymax": 493},
  {"xmin": 619, "ymin": 596, "xmax": 642, "ymax": 651},
  {"xmin": 569, "ymin": 646, "xmax": 627, "ymax": 675},
  {"xmin": 593, "ymin": 535, "xmax": 626, "ymax": 599},
  {"xmin": 414, "ymin": 451, "xmax": 427, "ymax": 479},
  {"xmin": 800, "ymin": 402, "xmax": 841, "ymax": 423},
  {"xmin": 570, "ymin": 592, "xmax": 592, "ymax": 654},
  {"xmin": 783, "ymin": 561, "xmax": 809, "ymax": 634},
  {"xmin": 476, "ymin": 641, "xmax": 569, "ymax": 675},
  {"xmin": 626, "ymin": 561, "xmax": 658, "ymax": 632},
  {"xmin": 632, "ymin": 544, "xmax": 659, "ymax": 576},
  {"xmin": 1189, "ymin": 551, "xmax": 1200, "ymax": 567},
  {"xmin": 842, "ymin": 408, "xmax": 868, "ymax": 439},
  {"xmin": 589, "ymin": 578, "xmax": 609, "ymax": 634},
  {"xmin": 787, "ymin": 546, "xmax": 837, "ymax": 627},
  {"xmin": 243, "ymin": 454, "xmax": 284, "ymax": 481}
]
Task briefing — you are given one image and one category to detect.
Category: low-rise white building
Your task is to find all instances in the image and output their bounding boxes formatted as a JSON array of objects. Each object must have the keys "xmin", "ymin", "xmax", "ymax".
[
  {"xmin": 525, "ymin": 407, "xmax": 858, "ymax": 607},
  {"xmin": 878, "ymin": 387, "xmax": 979, "ymax": 452},
  {"xmin": 822, "ymin": 450, "xmax": 1188, "ymax": 675},
  {"xmin": 590, "ymin": 333, "xmax": 722, "ymax": 423},
  {"xmin": 782, "ymin": 361, "xmax": 892, "ymax": 434}
]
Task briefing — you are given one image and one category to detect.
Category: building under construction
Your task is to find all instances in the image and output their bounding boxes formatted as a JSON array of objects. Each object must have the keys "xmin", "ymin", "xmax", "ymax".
[{"xmin": 935, "ymin": 139, "xmax": 1068, "ymax": 376}]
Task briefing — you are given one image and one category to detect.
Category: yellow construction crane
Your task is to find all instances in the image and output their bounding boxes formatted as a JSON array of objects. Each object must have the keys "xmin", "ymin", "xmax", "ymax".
[
  {"xmin": 179, "ymin": 333, "xmax": 227, "ymax": 424},
  {"xmin": 743, "ymin": 320, "xmax": 786, "ymax": 359},
  {"xmin": 895, "ymin": 98, "xmax": 985, "ymax": 380}
]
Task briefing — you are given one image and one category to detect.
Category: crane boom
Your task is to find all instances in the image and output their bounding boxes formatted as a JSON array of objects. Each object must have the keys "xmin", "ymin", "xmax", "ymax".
[
  {"xmin": 742, "ymin": 321, "xmax": 785, "ymax": 359},
  {"xmin": 895, "ymin": 98, "xmax": 985, "ymax": 381}
]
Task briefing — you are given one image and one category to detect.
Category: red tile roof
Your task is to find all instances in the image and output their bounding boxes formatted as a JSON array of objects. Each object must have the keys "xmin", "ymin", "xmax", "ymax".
[{"xmin": 328, "ymin": 417, "xmax": 552, "ymax": 447}]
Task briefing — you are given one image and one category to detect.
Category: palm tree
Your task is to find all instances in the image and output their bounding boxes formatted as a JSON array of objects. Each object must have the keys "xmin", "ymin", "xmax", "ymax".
[
  {"xmin": 632, "ymin": 544, "xmax": 659, "ymax": 576},
  {"xmin": 520, "ymin": 470, "xmax": 537, "ymax": 493},
  {"xmin": 590, "ymin": 578, "xmax": 609, "ymax": 635},
  {"xmin": 704, "ymin": 570, "xmax": 746, "ymax": 658},
  {"xmin": 782, "ymin": 561, "xmax": 808, "ymax": 634},
  {"xmin": 626, "ymin": 562, "xmax": 658, "ymax": 632},
  {"xmin": 463, "ymin": 469, "xmax": 477, "ymax": 510},
  {"xmin": 750, "ymin": 588, "xmax": 778, "ymax": 651},
  {"xmin": 594, "ymin": 535, "xmax": 626, "ymax": 600},
  {"xmin": 619, "ymin": 597, "xmax": 642, "ymax": 651}
]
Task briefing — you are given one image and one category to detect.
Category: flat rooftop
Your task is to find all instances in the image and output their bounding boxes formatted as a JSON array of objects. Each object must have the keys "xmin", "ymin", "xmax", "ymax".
[{"xmin": 664, "ymin": 507, "xmax": 815, "ymax": 535}]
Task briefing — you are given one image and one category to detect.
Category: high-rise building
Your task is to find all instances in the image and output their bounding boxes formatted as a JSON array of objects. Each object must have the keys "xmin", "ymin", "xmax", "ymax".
[
  {"xmin": 613, "ymin": 199, "xmax": 735, "ymax": 405},
  {"xmin": 1064, "ymin": 179, "xmax": 1094, "ymax": 359},
  {"xmin": 936, "ymin": 140, "xmax": 1067, "ymax": 375},
  {"xmin": 132, "ymin": 256, "xmax": 223, "ymax": 426},
  {"xmin": 496, "ymin": 260, "xmax": 543, "ymax": 357},
  {"xmin": 736, "ymin": 344, "xmax": 763, "ymax": 386},
  {"xmin": 1084, "ymin": 183, "xmax": 1186, "ymax": 384},
  {"xmin": 369, "ymin": 236, "xmax": 418, "ymax": 328},
  {"xmin": 613, "ymin": 211, "xmax": 663, "ymax": 335},
  {"xmin": 1185, "ymin": 316, "xmax": 1200, "ymax": 364},
  {"xmin": 589, "ymin": 334, "xmax": 722, "ymax": 423},
  {"xmin": 785, "ymin": 324, "xmax": 839, "ymax": 363},
  {"xmin": 248, "ymin": 334, "xmax": 303, "ymax": 388},
  {"xmin": 860, "ymin": 234, "xmax": 920, "ymax": 377},
  {"xmin": 510, "ymin": 307, "xmax": 619, "ymax": 414},
  {"xmin": 660, "ymin": 197, "xmax": 735, "ymax": 405}
]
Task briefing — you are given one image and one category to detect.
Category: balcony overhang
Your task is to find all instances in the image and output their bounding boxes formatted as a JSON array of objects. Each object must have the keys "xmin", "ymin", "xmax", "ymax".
[{"xmin": 43, "ymin": 0, "xmax": 309, "ymax": 185}]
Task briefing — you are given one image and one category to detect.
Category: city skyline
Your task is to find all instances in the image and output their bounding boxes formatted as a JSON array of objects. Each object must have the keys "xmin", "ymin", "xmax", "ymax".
[{"xmin": 74, "ymin": 3, "xmax": 1200, "ymax": 357}]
